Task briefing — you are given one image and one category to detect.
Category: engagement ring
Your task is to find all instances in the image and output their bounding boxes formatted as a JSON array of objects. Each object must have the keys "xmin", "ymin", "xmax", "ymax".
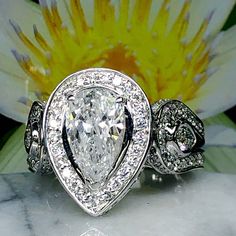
[
  {"xmin": 25, "ymin": 68, "xmax": 152, "ymax": 216},
  {"xmin": 24, "ymin": 68, "xmax": 205, "ymax": 216}
]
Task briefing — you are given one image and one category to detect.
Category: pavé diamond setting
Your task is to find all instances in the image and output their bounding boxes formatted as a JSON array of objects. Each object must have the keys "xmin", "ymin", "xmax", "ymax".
[
  {"xmin": 24, "ymin": 101, "xmax": 52, "ymax": 175},
  {"xmin": 43, "ymin": 68, "xmax": 151, "ymax": 216},
  {"xmin": 24, "ymin": 68, "xmax": 205, "ymax": 216},
  {"xmin": 146, "ymin": 99, "xmax": 205, "ymax": 174}
]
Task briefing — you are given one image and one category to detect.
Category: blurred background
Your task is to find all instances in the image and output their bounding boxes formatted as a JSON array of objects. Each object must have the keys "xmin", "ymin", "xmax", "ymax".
[{"xmin": 0, "ymin": 0, "xmax": 236, "ymax": 173}]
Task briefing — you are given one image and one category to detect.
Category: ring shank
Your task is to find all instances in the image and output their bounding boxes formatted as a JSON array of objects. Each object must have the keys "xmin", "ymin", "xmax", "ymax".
[{"xmin": 24, "ymin": 101, "xmax": 53, "ymax": 175}]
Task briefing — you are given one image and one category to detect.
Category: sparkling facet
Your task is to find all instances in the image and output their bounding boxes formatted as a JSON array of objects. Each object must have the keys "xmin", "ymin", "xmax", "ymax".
[
  {"xmin": 176, "ymin": 124, "xmax": 196, "ymax": 152},
  {"xmin": 65, "ymin": 87, "xmax": 126, "ymax": 184}
]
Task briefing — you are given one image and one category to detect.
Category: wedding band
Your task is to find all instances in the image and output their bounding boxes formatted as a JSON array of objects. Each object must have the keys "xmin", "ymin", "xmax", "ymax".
[
  {"xmin": 24, "ymin": 68, "xmax": 205, "ymax": 216},
  {"xmin": 24, "ymin": 101, "xmax": 53, "ymax": 175}
]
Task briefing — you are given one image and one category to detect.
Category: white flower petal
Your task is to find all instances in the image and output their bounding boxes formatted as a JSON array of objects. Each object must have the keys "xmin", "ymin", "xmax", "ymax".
[
  {"xmin": 0, "ymin": 71, "xmax": 29, "ymax": 123},
  {"xmin": 189, "ymin": 0, "xmax": 235, "ymax": 37},
  {"xmin": 0, "ymin": 0, "xmax": 42, "ymax": 34},
  {"xmin": 168, "ymin": 0, "xmax": 235, "ymax": 39},
  {"xmin": 187, "ymin": 60, "xmax": 236, "ymax": 119},
  {"xmin": 205, "ymin": 125, "xmax": 236, "ymax": 147},
  {"xmin": 0, "ymin": 18, "xmax": 22, "ymax": 57},
  {"xmin": 187, "ymin": 26, "xmax": 236, "ymax": 119},
  {"xmin": 0, "ymin": 51, "xmax": 27, "ymax": 80},
  {"xmin": 0, "ymin": 22, "xmax": 31, "ymax": 122},
  {"xmin": 0, "ymin": 0, "xmax": 51, "ymax": 53},
  {"xmin": 213, "ymin": 25, "xmax": 236, "ymax": 56}
]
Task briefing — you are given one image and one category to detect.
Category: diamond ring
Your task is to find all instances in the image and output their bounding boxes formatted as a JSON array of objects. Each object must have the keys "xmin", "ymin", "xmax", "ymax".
[
  {"xmin": 146, "ymin": 99, "xmax": 205, "ymax": 174},
  {"xmin": 24, "ymin": 68, "xmax": 205, "ymax": 216},
  {"xmin": 24, "ymin": 68, "xmax": 152, "ymax": 216}
]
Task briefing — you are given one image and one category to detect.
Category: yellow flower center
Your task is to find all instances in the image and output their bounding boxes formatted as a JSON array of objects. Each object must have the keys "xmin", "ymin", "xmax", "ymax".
[{"xmin": 12, "ymin": 0, "xmax": 212, "ymax": 104}]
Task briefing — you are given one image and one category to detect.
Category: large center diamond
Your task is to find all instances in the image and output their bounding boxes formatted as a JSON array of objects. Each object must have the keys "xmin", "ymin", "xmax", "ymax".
[{"xmin": 65, "ymin": 87, "xmax": 126, "ymax": 185}]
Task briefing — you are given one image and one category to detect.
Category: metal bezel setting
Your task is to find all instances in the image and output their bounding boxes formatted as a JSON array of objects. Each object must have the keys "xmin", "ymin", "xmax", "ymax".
[{"xmin": 43, "ymin": 68, "xmax": 152, "ymax": 216}]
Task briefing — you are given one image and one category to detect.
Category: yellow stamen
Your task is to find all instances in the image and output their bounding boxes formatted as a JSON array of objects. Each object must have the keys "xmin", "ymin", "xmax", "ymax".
[
  {"xmin": 70, "ymin": 0, "xmax": 88, "ymax": 41},
  {"xmin": 33, "ymin": 25, "xmax": 51, "ymax": 51},
  {"xmin": 11, "ymin": 0, "xmax": 214, "ymax": 106}
]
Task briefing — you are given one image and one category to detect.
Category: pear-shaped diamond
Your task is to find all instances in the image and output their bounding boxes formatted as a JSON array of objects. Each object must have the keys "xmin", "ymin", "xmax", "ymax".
[{"xmin": 65, "ymin": 87, "xmax": 126, "ymax": 184}]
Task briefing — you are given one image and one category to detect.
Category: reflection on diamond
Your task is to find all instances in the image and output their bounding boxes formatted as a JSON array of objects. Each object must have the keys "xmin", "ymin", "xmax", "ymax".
[
  {"xmin": 65, "ymin": 87, "xmax": 126, "ymax": 184},
  {"xmin": 176, "ymin": 124, "xmax": 196, "ymax": 152}
]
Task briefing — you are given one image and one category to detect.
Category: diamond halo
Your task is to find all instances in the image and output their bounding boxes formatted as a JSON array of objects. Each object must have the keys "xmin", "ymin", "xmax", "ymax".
[{"xmin": 43, "ymin": 68, "xmax": 152, "ymax": 216}]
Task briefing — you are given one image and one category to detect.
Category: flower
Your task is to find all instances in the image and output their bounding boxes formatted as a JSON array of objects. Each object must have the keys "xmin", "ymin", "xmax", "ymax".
[{"xmin": 0, "ymin": 0, "xmax": 236, "ymax": 122}]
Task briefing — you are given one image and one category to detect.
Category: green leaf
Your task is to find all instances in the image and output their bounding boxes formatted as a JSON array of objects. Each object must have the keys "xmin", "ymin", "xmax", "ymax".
[
  {"xmin": 204, "ymin": 146, "xmax": 236, "ymax": 173},
  {"xmin": 204, "ymin": 112, "xmax": 236, "ymax": 128},
  {"xmin": 0, "ymin": 125, "xmax": 28, "ymax": 173},
  {"xmin": 204, "ymin": 113, "xmax": 236, "ymax": 174}
]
